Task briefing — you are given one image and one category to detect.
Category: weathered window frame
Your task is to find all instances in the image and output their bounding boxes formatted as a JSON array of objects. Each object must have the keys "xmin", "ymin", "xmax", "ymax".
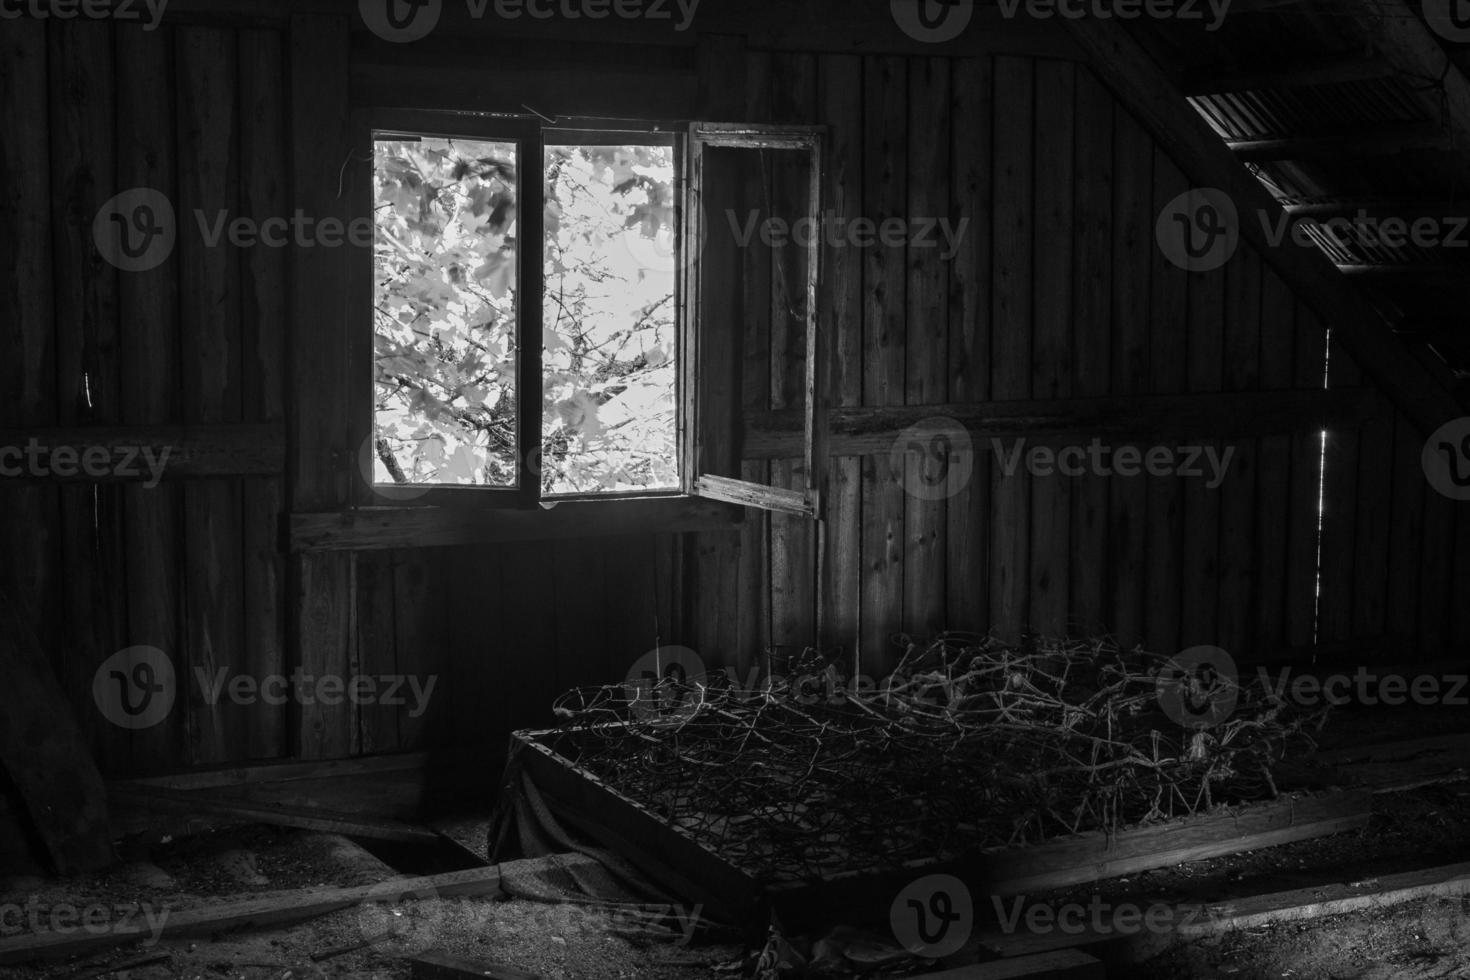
[
  {"xmin": 335, "ymin": 112, "xmax": 828, "ymax": 548},
  {"xmin": 682, "ymin": 123, "xmax": 829, "ymax": 519}
]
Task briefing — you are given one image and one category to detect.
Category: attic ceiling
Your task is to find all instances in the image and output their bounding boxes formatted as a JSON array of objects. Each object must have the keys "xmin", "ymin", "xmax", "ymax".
[{"xmin": 1125, "ymin": 0, "xmax": 1470, "ymax": 401}]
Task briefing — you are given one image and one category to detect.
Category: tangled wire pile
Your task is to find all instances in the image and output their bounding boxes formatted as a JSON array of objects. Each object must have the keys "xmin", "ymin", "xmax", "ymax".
[{"xmin": 542, "ymin": 634, "xmax": 1329, "ymax": 884}]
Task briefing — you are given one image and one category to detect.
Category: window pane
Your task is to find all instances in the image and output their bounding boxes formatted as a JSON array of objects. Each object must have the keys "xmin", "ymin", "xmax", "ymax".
[
  {"xmin": 543, "ymin": 143, "xmax": 679, "ymax": 495},
  {"xmin": 373, "ymin": 137, "xmax": 520, "ymax": 487}
]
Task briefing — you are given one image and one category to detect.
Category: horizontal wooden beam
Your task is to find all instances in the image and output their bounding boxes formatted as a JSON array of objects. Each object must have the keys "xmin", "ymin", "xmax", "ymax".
[
  {"xmin": 0, "ymin": 861, "xmax": 518, "ymax": 965},
  {"xmin": 743, "ymin": 389, "xmax": 1385, "ymax": 460},
  {"xmin": 108, "ymin": 783, "xmax": 440, "ymax": 843},
  {"xmin": 1067, "ymin": 17, "xmax": 1466, "ymax": 434},
  {"xmin": 122, "ymin": 751, "xmax": 431, "ymax": 791},
  {"xmin": 1177, "ymin": 859, "xmax": 1470, "ymax": 938},
  {"xmin": 291, "ymin": 495, "xmax": 740, "ymax": 552},
  {"xmin": 0, "ymin": 425, "xmax": 284, "ymax": 482}
]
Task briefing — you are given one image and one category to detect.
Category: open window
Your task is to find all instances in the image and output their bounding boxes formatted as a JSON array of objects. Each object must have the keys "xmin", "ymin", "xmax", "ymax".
[
  {"xmin": 365, "ymin": 112, "xmax": 826, "ymax": 518},
  {"xmin": 683, "ymin": 124, "xmax": 829, "ymax": 518}
]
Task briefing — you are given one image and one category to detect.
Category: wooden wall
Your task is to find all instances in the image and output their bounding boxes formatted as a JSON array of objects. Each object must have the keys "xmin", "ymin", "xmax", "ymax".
[
  {"xmin": 685, "ymin": 51, "xmax": 1470, "ymax": 681},
  {"xmin": 1, "ymin": 13, "xmax": 1465, "ymax": 783}
]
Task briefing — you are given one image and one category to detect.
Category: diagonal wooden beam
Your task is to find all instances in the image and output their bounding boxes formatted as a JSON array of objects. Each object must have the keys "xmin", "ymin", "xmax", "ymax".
[{"xmin": 1062, "ymin": 18, "xmax": 1465, "ymax": 435}]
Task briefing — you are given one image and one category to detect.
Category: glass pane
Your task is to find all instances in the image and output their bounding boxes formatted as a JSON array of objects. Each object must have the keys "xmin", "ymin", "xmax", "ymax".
[
  {"xmin": 372, "ymin": 137, "xmax": 520, "ymax": 487},
  {"xmin": 542, "ymin": 143, "xmax": 680, "ymax": 495}
]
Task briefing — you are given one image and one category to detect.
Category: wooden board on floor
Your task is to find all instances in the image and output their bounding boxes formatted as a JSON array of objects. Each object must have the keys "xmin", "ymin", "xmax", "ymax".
[{"xmin": 0, "ymin": 590, "xmax": 112, "ymax": 873}]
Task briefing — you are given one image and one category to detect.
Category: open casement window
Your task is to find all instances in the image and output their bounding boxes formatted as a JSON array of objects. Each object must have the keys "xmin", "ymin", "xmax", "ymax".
[
  {"xmin": 364, "ymin": 111, "xmax": 824, "ymax": 517},
  {"xmin": 683, "ymin": 123, "xmax": 829, "ymax": 519}
]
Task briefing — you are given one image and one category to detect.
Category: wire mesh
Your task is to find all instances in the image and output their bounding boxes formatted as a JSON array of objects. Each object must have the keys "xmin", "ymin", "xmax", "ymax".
[{"xmin": 542, "ymin": 634, "xmax": 1329, "ymax": 885}]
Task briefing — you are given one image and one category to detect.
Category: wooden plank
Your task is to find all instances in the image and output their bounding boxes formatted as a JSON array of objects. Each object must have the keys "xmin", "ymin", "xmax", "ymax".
[
  {"xmin": 1028, "ymin": 59, "xmax": 1074, "ymax": 638},
  {"xmin": 1384, "ymin": 412, "xmax": 1426, "ymax": 658},
  {"xmin": 946, "ymin": 55, "xmax": 993, "ymax": 637},
  {"xmin": 1143, "ymin": 149, "xmax": 1188, "ymax": 654},
  {"xmin": 1069, "ymin": 68, "xmax": 1112, "ymax": 639},
  {"xmin": 0, "ymin": 588, "xmax": 113, "ymax": 873},
  {"xmin": 904, "ymin": 56, "xmax": 951, "ymax": 639},
  {"xmin": 411, "ymin": 950, "xmax": 541, "ymax": 980},
  {"xmin": 1285, "ymin": 306, "xmax": 1328, "ymax": 650},
  {"xmin": 178, "ymin": 25, "xmax": 244, "ymax": 767},
  {"xmin": 1179, "ymin": 236, "xmax": 1224, "ymax": 648},
  {"xmin": 819, "ymin": 53, "xmax": 863, "ymax": 657},
  {"xmin": 0, "ymin": 863, "xmax": 511, "ymax": 965},
  {"xmin": 392, "ymin": 555, "xmax": 450, "ymax": 750},
  {"xmin": 1316, "ymin": 345, "xmax": 1361, "ymax": 650},
  {"xmin": 1177, "ymin": 860, "xmax": 1470, "ymax": 938},
  {"xmin": 1106, "ymin": 100, "xmax": 1151, "ymax": 649},
  {"xmin": 122, "ymin": 751, "xmax": 431, "ymax": 790},
  {"xmin": 1063, "ymin": 17, "xmax": 1463, "ymax": 437},
  {"xmin": 49, "ymin": 18, "xmax": 127, "ymax": 775},
  {"xmin": 977, "ymin": 791, "xmax": 1372, "ymax": 895},
  {"xmin": 744, "ymin": 390, "xmax": 1386, "ymax": 460},
  {"xmin": 989, "ymin": 56, "xmax": 1034, "ymax": 643},
  {"xmin": 108, "ymin": 783, "xmax": 439, "ymax": 843},
  {"xmin": 859, "ymin": 53, "xmax": 907, "ymax": 672},
  {"xmin": 1253, "ymin": 269, "xmax": 1295, "ymax": 655},
  {"xmin": 769, "ymin": 52, "xmax": 818, "ymax": 650},
  {"xmin": 911, "ymin": 950, "xmax": 1104, "ymax": 979},
  {"xmin": 1418, "ymin": 474, "xmax": 1456, "ymax": 656},
  {"xmin": 0, "ymin": 18, "xmax": 62, "ymax": 696},
  {"xmin": 0, "ymin": 425, "xmax": 286, "ymax": 480},
  {"xmin": 354, "ymin": 552, "xmax": 400, "ymax": 755},
  {"xmin": 239, "ymin": 25, "xmax": 289, "ymax": 761},
  {"xmin": 1216, "ymin": 250, "xmax": 1261, "ymax": 654},
  {"xmin": 290, "ymin": 13, "xmax": 356, "ymax": 762},
  {"xmin": 116, "ymin": 23, "xmax": 185, "ymax": 775}
]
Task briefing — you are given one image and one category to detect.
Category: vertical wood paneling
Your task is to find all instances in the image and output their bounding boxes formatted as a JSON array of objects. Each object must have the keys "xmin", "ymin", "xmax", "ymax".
[
  {"xmin": 1254, "ymin": 269, "xmax": 1294, "ymax": 653},
  {"xmin": 769, "ymin": 52, "xmax": 818, "ymax": 651},
  {"xmin": 1027, "ymin": 59, "xmax": 1074, "ymax": 638},
  {"xmin": 1179, "ymin": 231, "xmax": 1224, "ymax": 649},
  {"xmin": 0, "ymin": 20, "xmax": 63, "ymax": 759},
  {"xmin": 239, "ymin": 27, "xmax": 287, "ymax": 760},
  {"xmin": 1285, "ymin": 306, "xmax": 1327, "ymax": 651},
  {"xmin": 904, "ymin": 56, "xmax": 950, "ymax": 637},
  {"xmin": 1070, "ymin": 68, "xmax": 1112, "ymax": 639},
  {"xmin": 859, "ymin": 54, "xmax": 908, "ymax": 671},
  {"xmin": 1107, "ymin": 106, "xmax": 1151, "ymax": 649},
  {"xmin": 50, "ymin": 21, "xmax": 127, "ymax": 771},
  {"xmin": 945, "ymin": 56, "xmax": 992, "ymax": 637},
  {"xmin": 1142, "ymin": 151, "xmax": 1189, "ymax": 654},
  {"xmin": 988, "ymin": 56, "xmax": 1034, "ymax": 642},
  {"xmin": 1317, "ymin": 342, "xmax": 1361, "ymax": 650},
  {"xmin": 820, "ymin": 53, "xmax": 864, "ymax": 663},
  {"xmin": 178, "ymin": 27, "xmax": 244, "ymax": 765},
  {"xmin": 116, "ymin": 25, "xmax": 185, "ymax": 771},
  {"xmin": 1216, "ymin": 250, "xmax": 1260, "ymax": 655}
]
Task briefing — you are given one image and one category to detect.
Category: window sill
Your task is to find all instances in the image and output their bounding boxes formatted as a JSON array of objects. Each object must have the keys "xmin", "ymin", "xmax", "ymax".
[{"xmin": 289, "ymin": 495, "xmax": 742, "ymax": 552}]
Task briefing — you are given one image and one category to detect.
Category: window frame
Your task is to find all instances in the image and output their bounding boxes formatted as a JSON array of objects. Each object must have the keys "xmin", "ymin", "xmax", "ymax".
[{"xmin": 357, "ymin": 109, "xmax": 827, "ymax": 519}]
